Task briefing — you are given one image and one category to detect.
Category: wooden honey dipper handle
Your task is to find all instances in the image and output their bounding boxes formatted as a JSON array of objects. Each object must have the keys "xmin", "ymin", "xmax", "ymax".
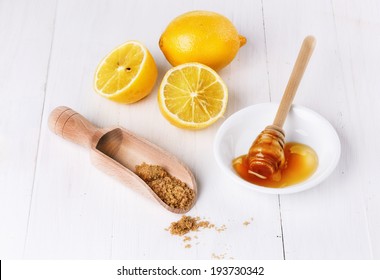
[
  {"xmin": 48, "ymin": 106, "xmax": 98, "ymax": 148},
  {"xmin": 273, "ymin": 36, "xmax": 316, "ymax": 128}
]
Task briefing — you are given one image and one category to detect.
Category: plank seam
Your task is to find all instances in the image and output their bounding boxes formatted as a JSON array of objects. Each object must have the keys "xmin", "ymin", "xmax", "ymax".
[
  {"xmin": 329, "ymin": 0, "xmax": 374, "ymax": 259},
  {"xmin": 260, "ymin": 0, "xmax": 272, "ymax": 102},
  {"xmin": 22, "ymin": 0, "xmax": 59, "ymax": 257},
  {"xmin": 278, "ymin": 195, "xmax": 286, "ymax": 260},
  {"xmin": 261, "ymin": 0, "xmax": 284, "ymax": 259}
]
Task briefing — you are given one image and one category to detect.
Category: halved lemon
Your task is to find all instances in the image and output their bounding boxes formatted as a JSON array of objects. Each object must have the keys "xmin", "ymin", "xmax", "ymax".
[
  {"xmin": 158, "ymin": 63, "xmax": 228, "ymax": 129},
  {"xmin": 94, "ymin": 41, "xmax": 158, "ymax": 104}
]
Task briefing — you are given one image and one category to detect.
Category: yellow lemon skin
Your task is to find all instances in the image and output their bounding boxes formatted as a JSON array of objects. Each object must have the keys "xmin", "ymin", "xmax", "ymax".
[
  {"xmin": 159, "ymin": 11, "xmax": 246, "ymax": 71},
  {"xmin": 94, "ymin": 41, "xmax": 158, "ymax": 104},
  {"xmin": 107, "ymin": 51, "xmax": 157, "ymax": 104}
]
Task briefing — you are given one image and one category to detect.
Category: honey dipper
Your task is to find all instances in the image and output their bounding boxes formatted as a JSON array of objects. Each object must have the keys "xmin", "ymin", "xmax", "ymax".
[{"xmin": 247, "ymin": 36, "xmax": 316, "ymax": 179}]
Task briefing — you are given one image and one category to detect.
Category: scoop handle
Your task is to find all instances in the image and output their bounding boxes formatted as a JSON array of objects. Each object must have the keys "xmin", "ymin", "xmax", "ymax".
[
  {"xmin": 273, "ymin": 36, "xmax": 316, "ymax": 128},
  {"xmin": 48, "ymin": 106, "xmax": 98, "ymax": 148}
]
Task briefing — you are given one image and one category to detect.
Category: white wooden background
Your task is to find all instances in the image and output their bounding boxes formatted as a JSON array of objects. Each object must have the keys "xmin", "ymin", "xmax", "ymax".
[{"xmin": 1, "ymin": 0, "xmax": 379, "ymax": 259}]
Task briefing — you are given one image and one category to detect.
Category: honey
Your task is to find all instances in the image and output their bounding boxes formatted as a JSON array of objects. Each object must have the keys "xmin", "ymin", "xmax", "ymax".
[{"xmin": 233, "ymin": 142, "xmax": 318, "ymax": 188}]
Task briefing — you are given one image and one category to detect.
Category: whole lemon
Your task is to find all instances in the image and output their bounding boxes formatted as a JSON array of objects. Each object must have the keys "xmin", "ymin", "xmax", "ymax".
[{"xmin": 159, "ymin": 11, "xmax": 246, "ymax": 71}]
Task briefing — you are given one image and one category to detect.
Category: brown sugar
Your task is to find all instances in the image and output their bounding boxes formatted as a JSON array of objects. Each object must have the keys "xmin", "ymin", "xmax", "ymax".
[
  {"xmin": 215, "ymin": 224, "xmax": 227, "ymax": 232},
  {"xmin": 243, "ymin": 217, "xmax": 253, "ymax": 226},
  {"xmin": 135, "ymin": 163, "xmax": 195, "ymax": 210},
  {"xmin": 168, "ymin": 215, "xmax": 214, "ymax": 236},
  {"xmin": 183, "ymin": 236, "xmax": 191, "ymax": 242},
  {"xmin": 212, "ymin": 253, "xmax": 227, "ymax": 259},
  {"xmin": 135, "ymin": 163, "xmax": 167, "ymax": 182}
]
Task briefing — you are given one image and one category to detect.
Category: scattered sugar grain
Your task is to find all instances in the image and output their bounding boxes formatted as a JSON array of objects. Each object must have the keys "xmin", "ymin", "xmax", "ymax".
[
  {"xmin": 215, "ymin": 224, "xmax": 227, "ymax": 232},
  {"xmin": 168, "ymin": 215, "xmax": 213, "ymax": 236},
  {"xmin": 243, "ymin": 217, "xmax": 254, "ymax": 226},
  {"xmin": 183, "ymin": 236, "xmax": 191, "ymax": 242},
  {"xmin": 212, "ymin": 253, "xmax": 227, "ymax": 260}
]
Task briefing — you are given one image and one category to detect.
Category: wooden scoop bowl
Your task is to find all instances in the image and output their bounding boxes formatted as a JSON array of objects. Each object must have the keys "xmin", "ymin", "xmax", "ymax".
[
  {"xmin": 247, "ymin": 36, "xmax": 316, "ymax": 179},
  {"xmin": 48, "ymin": 106, "xmax": 197, "ymax": 214}
]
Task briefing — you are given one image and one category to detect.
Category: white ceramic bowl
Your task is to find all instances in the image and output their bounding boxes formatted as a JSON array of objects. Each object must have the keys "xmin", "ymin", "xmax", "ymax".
[{"xmin": 214, "ymin": 103, "xmax": 341, "ymax": 194}]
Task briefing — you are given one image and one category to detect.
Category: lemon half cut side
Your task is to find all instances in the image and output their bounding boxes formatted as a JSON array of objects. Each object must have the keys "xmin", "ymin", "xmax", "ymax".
[
  {"xmin": 158, "ymin": 63, "xmax": 228, "ymax": 129},
  {"xmin": 94, "ymin": 41, "xmax": 158, "ymax": 104}
]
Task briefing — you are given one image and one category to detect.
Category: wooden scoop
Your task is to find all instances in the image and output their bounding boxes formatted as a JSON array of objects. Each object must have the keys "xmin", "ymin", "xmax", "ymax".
[
  {"xmin": 247, "ymin": 36, "xmax": 316, "ymax": 179},
  {"xmin": 48, "ymin": 106, "xmax": 197, "ymax": 214}
]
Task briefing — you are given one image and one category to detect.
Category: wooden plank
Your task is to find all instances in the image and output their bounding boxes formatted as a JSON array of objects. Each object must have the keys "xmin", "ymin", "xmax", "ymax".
[
  {"xmin": 0, "ymin": 0, "xmax": 57, "ymax": 258},
  {"xmin": 330, "ymin": 0, "xmax": 380, "ymax": 259},
  {"xmin": 10, "ymin": 0, "xmax": 379, "ymax": 260},
  {"xmin": 26, "ymin": 0, "xmax": 284, "ymax": 258},
  {"xmin": 262, "ymin": 0, "xmax": 379, "ymax": 259},
  {"xmin": 23, "ymin": 0, "xmax": 127, "ymax": 259}
]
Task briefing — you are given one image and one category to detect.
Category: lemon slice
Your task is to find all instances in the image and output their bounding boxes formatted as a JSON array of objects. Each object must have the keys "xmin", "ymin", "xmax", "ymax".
[
  {"xmin": 158, "ymin": 63, "xmax": 228, "ymax": 129},
  {"xmin": 94, "ymin": 41, "xmax": 158, "ymax": 104}
]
